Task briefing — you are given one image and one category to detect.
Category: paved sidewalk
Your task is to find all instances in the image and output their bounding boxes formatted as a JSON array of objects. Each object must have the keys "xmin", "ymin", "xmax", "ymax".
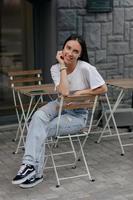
[{"xmin": 0, "ymin": 125, "xmax": 133, "ymax": 200}]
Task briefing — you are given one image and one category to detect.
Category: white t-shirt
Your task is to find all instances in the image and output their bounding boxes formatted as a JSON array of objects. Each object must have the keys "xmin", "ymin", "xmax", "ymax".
[{"xmin": 50, "ymin": 60, "xmax": 105, "ymax": 92}]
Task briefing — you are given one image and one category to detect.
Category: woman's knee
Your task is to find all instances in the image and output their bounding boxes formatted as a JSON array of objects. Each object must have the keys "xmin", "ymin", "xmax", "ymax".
[{"xmin": 32, "ymin": 110, "xmax": 46, "ymax": 121}]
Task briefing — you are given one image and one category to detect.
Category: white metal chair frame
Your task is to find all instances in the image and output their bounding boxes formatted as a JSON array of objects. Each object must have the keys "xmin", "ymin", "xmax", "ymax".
[
  {"xmin": 96, "ymin": 90, "xmax": 128, "ymax": 155},
  {"xmin": 8, "ymin": 69, "xmax": 44, "ymax": 154},
  {"xmin": 44, "ymin": 94, "xmax": 98, "ymax": 187}
]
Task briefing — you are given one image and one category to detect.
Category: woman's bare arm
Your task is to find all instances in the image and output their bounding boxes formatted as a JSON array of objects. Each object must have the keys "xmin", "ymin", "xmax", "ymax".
[
  {"xmin": 56, "ymin": 51, "xmax": 69, "ymax": 96},
  {"xmin": 73, "ymin": 84, "xmax": 108, "ymax": 96}
]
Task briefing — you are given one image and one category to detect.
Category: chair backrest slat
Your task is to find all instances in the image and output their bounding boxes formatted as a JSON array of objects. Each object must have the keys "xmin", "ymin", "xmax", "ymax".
[
  {"xmin": 63, "ymin": 102, "xmax": 94, "ymax": 110},
  {"xmin": 10, "ymin": 77, "xmax": 42, "ymax": 84},
  {"xmin": 8, "ymin": 69, "xmax": 42, "ymax": 76},
  {"xmin": 8, "ymin": 69, "xmax": 43, "ymax": 88},
  {"xmin": 58, "ymin": 95, "xmax": 97, "ymax": 110},
  {"xmin": 63, "ymin": 95, "xmax": 96, "ymax": 109}
]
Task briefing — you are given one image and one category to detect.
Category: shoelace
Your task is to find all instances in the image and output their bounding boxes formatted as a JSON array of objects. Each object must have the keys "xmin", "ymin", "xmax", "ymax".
[{"xmin": 17, "ymin": 164, "xmax": 27, "ymax": 175}]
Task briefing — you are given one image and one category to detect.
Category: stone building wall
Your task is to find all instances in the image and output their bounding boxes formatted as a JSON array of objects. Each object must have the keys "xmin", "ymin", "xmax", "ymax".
[{"xmin": 56, "ymin": 0, "xmax": 133, "ymax": 81}]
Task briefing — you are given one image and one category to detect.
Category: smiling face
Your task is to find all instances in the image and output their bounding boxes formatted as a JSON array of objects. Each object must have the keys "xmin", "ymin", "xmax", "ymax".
[{"xmin": 62, "ymin": 40, "xmax": 82, "ymax": 67}]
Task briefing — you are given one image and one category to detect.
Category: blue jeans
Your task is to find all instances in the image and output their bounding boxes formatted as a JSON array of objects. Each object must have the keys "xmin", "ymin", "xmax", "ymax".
[{"xmin": 22, "ymin": 100, "xmax": 88, "ymax": 178}]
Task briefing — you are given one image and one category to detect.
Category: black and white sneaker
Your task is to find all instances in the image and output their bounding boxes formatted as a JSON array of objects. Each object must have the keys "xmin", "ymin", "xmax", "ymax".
[
  {"xmin": 19, "ymin": 176, "xmax": 43, "ymax": 188},
  {"xmin": 12, "ymin": 164, "xmax": 36, "ymax": 185}
]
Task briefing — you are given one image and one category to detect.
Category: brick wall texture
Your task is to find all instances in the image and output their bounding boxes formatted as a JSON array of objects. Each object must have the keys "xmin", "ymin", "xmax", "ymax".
[{"xmin": 56, "ymin": 0, "xmax": 133, "ymax": 81}]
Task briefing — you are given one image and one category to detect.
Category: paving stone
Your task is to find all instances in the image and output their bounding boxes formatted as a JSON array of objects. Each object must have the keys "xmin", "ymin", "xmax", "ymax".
[{"xmin": 0, "ymin": 126, "xmax": 133, "ymax": 200}]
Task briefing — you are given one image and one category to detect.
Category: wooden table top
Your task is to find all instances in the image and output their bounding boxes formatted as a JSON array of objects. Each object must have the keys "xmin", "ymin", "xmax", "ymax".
[
  {"xmin": 106, "ymin": 79, "xmax": 133, "ymax": 89},
  {"xmin": 14, "ymin": 83, "xmax": 57, "ymax": 96}
]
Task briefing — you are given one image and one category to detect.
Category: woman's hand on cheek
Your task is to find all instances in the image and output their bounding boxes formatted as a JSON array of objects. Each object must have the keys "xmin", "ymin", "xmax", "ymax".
[{"xmin": 56, "ymin": 51, "xmax": 65, "ymax": 64}]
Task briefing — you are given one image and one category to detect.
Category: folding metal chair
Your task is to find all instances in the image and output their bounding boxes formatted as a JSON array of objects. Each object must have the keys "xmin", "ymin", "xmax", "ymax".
[
  {"xmin": 45, "ymin": 94, "xmax": 98, "ymax": 187},
  {"xmin": 8, "ymin": 69, "xmax": 44, "ymax": 153}
]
